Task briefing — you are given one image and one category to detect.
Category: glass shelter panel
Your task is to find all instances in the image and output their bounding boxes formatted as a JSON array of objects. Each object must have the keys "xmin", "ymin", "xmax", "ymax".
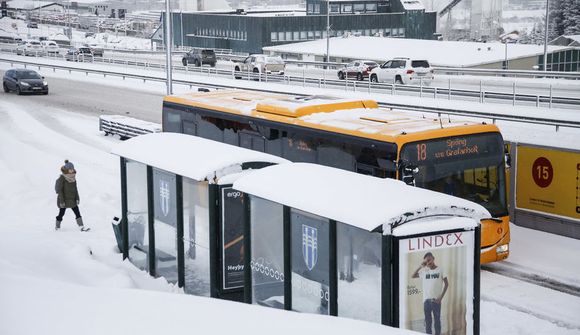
[
  {"xmin": 336, "ymin": 223, "xmax": 382, "ymax": 323},
  {"xmin": 291, "ymin": 209, "xmax": 330, "ymax": 315},
  {"xmin": 152, "ymin": 168, "xmax": 178, "ymax": 283},
  {"xmin": 126, "ymin": 160, "xmax": 148, "ymax": 271},
  {"xmin": 183, "ymin": 178, "xmax": 211, "ymax": 296},
  {"xmin": 250, "ymin": 197, "xmax": 284, "ymax": 309}
]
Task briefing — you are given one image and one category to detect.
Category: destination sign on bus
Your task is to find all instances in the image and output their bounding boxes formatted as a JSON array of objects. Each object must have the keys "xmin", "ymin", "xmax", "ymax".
[{"xmin": 402, "ymin": 133, "xmax": 503, "ymax": 164}]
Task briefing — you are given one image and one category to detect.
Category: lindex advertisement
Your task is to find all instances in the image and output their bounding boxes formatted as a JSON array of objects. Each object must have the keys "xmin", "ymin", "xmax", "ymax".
[
  {"xmin": 221, "ymin": 187, "xmax": 245, "ymax": 290},
  {"xmin": 398, "ymin": 230, "xmax": 475, "ymax": 335},
  {"xmin": 516, "ymin": 145, "xmax": 580, "ymax": 220}
]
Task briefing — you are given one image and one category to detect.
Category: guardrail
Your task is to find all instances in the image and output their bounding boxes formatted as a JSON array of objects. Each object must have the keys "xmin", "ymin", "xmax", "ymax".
[
  {"xmin": 1, "ymin": 56, "xmax": 579, "ymax": 131},
  {"xmin": 99, "ymin": 115, "xmax": 161, "ymax": 139}
]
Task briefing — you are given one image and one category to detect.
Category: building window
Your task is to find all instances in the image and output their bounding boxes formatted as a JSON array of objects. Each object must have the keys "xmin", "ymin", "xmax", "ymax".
[
  {"xmin": 307, "ymin": 3, "xmax": 313, "ymax": 13},
  {"xmin": 308, "ymin": 31, "xmax": 314, "ymax": 39},
  {"xmin": 315, "ymin": 30, "xmax": 321, "ymax": 39},
  {"xmin": 271, "ymin": 32, "xmax": 278, "ymax": 42},
  {"xmin": 286, "ymin": 31, "xmax": 292, "ymax": 41},
  {"xmin": 354, "ymin": 3, "xmax": 365, "ymax": 12},
  {"xmin": 366, "ymin": 3, "xmax": 377, "ymax": 11},
  {"xmin": 300, "ymin": 31, "xmax": 307, "ymax": 40},
  {"xmin": 293, "ymin": 31, "xmax": 300, "ymax": 40},
  {"xmin": 364, "ymin": 29, "xmax": 370, "ymax": 36},
  {"xmin": 314, "ymin": 4, "xmax": 321, "ymax": 13},
  {"xmin": 399, "ymin": 27, "xmax": 405, "ymax": 37},
  {"xmin": 342, "ymin": 4, "xmax": 353, "ymax": 13},
  {"xmin": 330, "ymin": 4, "xmax": 340, "ymax": 13}
]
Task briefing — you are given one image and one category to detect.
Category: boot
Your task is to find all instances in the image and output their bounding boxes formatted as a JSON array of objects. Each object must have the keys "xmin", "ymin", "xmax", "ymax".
[
  {"xmin": 76, "ymin": 217, "xmax": 90, "ymax": 232},
  {"xmin": 55, "ymin": 219, "xmax": 61, "ymax": 231}
]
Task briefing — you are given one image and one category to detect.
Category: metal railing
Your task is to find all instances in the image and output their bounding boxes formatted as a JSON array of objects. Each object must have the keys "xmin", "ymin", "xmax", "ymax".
[{"xmin": 2, "ymin": 56, "xmax": 578, "ymax": 132}]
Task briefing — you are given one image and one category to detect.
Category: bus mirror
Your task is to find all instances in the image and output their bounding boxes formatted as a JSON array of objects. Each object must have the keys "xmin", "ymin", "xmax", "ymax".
[
  {"xmin": 504, "ymin": 152, "xmax": 512, "ymax": 169},
  {"xmin": 401, "ymin": 165, "xmax": 418, "ymax": 186}
]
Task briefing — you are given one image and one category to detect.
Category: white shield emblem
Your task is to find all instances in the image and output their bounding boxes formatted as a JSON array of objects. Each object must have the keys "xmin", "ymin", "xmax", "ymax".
[
  {"xmin": 159, "ymin": 179, "xmax": 170, "ymax": 217},
  {"xmin": 302, "ymin": 224, "xmax": 318, "ymax": 271}
]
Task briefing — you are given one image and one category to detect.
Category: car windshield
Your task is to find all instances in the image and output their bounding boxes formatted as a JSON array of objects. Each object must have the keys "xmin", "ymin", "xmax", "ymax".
[
  {"xmin": 411, "ymin": 60, "xmax": 430, "ymax": 68},
  {"xmin": 201, "ymin": 50, "xmax": 214, "ymax": 56},
  {"xmin": 17, "ymin": 71, "xmax": 41, "ymax": 79}
]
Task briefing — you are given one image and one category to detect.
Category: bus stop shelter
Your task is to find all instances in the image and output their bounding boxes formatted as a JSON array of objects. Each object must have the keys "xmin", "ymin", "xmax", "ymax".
[
  {"xmin": 111, "ymin": 132, "xmax": 288, "ymax": 301},
  {"xmin": 233, "ymin": 163, "xmax": 488, "ymax": 334}
]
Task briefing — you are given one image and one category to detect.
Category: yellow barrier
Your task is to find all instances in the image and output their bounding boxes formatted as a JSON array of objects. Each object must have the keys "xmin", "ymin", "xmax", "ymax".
[{"xmin": 516, "ymin": 145, "xmax": 580, "ymax": 220}]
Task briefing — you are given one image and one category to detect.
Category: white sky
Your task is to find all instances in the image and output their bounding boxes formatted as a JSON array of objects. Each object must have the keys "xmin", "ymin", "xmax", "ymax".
[{"xmin": 1, "ymin": 47, "xmax": 580, "ymax": 334}]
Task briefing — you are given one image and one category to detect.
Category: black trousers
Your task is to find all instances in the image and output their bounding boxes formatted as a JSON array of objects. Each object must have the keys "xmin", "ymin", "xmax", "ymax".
[{"xmin": 56, "ymin": 206, "xmax": 82, "ymax": 221}]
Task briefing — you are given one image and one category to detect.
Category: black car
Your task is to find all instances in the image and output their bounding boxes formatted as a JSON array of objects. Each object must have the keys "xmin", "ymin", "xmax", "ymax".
[
  {"xmin": 182, "ymin": 48, "xmax": 216, "ymax": 67},
  {"xmin": 3, "ymin": 68, "xmax": 48, "ymax": 95}
]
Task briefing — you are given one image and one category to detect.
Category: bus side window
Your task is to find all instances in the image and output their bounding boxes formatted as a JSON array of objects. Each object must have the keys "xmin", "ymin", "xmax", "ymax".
[
  {"xmin": 240, "ymin": 132, "xmax": 265, "ymax": 152},
  {"xmin": 164, "ymin": 109, "xmax": 182, "ymax": 133},
  {"xmin": 182, "ymin": 120, "xmax": 197, "ymax": 136}
]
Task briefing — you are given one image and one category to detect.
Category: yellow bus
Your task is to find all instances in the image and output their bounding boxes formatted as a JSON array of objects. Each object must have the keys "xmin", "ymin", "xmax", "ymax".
[{"xmin": 162, "ymin": 89, "xmax": 510, "ymax": 263}]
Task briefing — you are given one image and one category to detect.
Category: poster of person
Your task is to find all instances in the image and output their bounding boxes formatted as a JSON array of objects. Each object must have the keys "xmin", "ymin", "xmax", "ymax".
[{"xmin": 398, "ymin": 230, "xmax": 475, "ymax": 335}]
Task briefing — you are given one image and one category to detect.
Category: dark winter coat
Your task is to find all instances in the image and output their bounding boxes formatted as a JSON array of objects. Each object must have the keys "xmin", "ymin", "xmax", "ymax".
[{"xmin": 56, "ymin": 173, "xmax": 80, "ymax": 208}]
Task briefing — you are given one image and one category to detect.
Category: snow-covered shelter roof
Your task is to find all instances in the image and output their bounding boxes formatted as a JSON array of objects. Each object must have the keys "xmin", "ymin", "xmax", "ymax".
[
  {"xmin": 233, "ymin": 163, "xmax": 490, "ymax": 233},
  {"xmin": 110, "ymin": 133, "xmax": 289, "ymax": 183},
  {"xmin": 263, "ymin": 36, "xmax": 570, "ymax": 67}
]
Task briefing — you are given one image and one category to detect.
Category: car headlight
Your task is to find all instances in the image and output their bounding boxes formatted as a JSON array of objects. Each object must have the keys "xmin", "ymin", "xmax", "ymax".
[
  {"xmin": 496, "ymin": 244, "xmax": 509, "ymax": 254},
  {"xmin": 20, "ymin": 82, "xmax": 30, "ymax": 87},
  {"xmin": 43, "ymin": 81, "xmax": 48, "ymax": 86}
]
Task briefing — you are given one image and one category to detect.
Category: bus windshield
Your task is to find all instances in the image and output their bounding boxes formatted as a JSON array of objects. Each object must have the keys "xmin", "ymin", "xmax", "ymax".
[{"xmin": 400, "ymin": 132, "xmax": 508, "ymax": 217}]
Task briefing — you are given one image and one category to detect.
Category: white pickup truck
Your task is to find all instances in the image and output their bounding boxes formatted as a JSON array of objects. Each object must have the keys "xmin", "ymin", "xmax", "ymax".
[{"xmin": 233, "ymin": 54, "xmax": 285, "ymax": 79}]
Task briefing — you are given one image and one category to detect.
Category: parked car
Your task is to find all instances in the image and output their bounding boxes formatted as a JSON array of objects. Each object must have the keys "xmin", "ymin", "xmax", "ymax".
[
  {"xmin": 233, "ymin": 54, "xmax": 285, "ymax": 79},
  {"xmin": 26, "ymin": 21, "xmax": 38, "ymax": 29},
  {"xmin": 369, "ymin": 57, "xmax": 434, "ymax": 85},
  {"xmin": 65, "ymin": 47, "xmax": 93, "ymax": 62},
  {"xmin": 337, "ymin": 60, "xmax": 379, "ymax": 81},
  {"xmin": 15, "ymin": 40, "xmax": 44, "ymax": 56},
  {"xmin": 84, "ymin": 43, "xmax": 104, "ymax": 57},
  {"xmin": 182, "ymin": 48, "xmax": 216, "ymax": 67},
  {"xmin": 3, "ymin": 68, "xmax": 48, "ymax": 95},
  {"xmin": 41, "ymin": 40, "xmax": 60, "ymax": 55}
]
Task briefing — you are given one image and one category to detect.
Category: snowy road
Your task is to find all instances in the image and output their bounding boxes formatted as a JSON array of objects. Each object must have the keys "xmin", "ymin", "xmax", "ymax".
[{"xmin": 1, "ymin": 67, "xmax": 579, "ymax": 335}]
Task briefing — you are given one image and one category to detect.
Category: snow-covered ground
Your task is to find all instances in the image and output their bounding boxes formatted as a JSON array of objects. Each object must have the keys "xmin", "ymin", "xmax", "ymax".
[
  {"xmin": 1, "ymin": 92, "xmax": 579, "ymax": 335},
  {"xmin": 1, "ymin": 41, "xmax": 580, "ymax": 335}
]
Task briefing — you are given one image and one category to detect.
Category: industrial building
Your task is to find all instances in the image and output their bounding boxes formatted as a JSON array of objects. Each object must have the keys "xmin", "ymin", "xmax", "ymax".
[{"xmin": 158, "ymin": 0, "xmax": 438, "ymax": 54}]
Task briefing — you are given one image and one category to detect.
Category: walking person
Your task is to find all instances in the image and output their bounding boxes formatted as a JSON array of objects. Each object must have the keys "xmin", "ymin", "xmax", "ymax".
[
  {"xmin": 412, "ymin": 252, "xmax": 449, "ymax": 335},
  {"xmin": 55, "ymin": 160, "xmax": 89, "ymax": 232}
]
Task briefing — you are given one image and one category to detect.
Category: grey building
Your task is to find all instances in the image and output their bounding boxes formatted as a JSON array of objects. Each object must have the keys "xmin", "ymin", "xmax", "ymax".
[{"xmin": 161, "ymin": 0, "xmax": 437, "ymax": 54}]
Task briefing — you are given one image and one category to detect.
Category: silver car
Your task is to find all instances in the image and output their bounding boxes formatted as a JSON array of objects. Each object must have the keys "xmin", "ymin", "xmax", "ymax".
[
  {"xmin": 15, "ymin": 40, "xmax": 45, "ymax": 56},
  {"xmin": 234, "ymin": 54, "xmax": 285, "ymax": 79}
]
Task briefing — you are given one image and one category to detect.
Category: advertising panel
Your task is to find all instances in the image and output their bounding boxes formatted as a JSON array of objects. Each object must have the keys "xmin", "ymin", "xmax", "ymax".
[
  {"xmin": 221, "ymin": 187, "xmax": 245, "ymax": 290},
  {"xmin": 399, "ymin": 230, "xmax": 475, "ymax": 335},
  {"xmin": 516, "ymin": 145, "xmax": 580, "ymax": 220}
]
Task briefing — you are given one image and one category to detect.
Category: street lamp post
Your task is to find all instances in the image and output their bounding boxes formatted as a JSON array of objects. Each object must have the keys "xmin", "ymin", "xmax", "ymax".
[
  {"xmin": 543, "ymin": 0, "xmax": 549, "ymax": 71},
  {"xmin": 164, "ymin": 0, "xmax": 173, "ymax": 95},
  {"xmin": 326, "ymin": 0, "xmax": 330, "ymax": 66}
]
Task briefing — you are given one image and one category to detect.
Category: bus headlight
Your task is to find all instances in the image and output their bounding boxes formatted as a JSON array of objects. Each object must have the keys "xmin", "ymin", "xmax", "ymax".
[{"xmin": 496, "ymin": 244, "xmax": 509, "ymax": 254}]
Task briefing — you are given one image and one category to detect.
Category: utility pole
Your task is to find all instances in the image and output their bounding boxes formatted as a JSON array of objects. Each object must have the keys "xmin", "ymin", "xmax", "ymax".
[
  {"xmin": 326, "ymin": 0, "xmax": 330, "ymax": 67},
  {"xmin": 543, "ymin": 0, "xmax": 549, "ymax": 71},
  {"xmin": 164, "ymin": 0, "xmax": 173, "ymax": 95}
]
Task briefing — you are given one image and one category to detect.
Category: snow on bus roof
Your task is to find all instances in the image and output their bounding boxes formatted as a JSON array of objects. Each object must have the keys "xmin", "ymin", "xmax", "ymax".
[
  {"xmin": 110, "ymin": 133, "xmax": 288, "ymax": 183},
  {"xmin": 300, "ymin": 108, "xmax": 480, "ymax": 136},
  {"xmin": 233, "ymin": 163, "xmax": 490, "ymax": 233}
]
